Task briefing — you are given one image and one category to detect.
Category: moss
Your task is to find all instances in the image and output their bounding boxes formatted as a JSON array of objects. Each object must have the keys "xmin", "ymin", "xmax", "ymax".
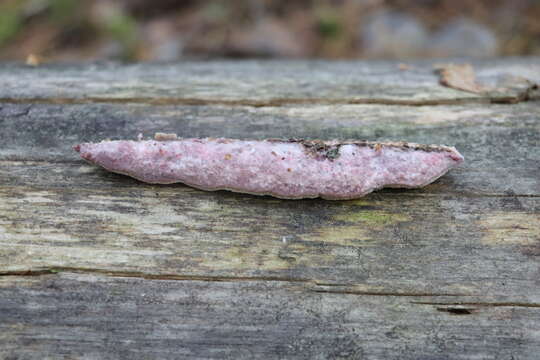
[
  {"xmin": 300, "ymin": 210, "xmax": 410, "ymax": 246},
  {"xmin": 344, "ymin": 199, "xmax": 371, "ymax": 207},
  {"xmin": 309, "ymin": 225, "xmax": 371, "ymax": 245},
  {"xmin": 334, "ymin": 210, "xmax": 410, "ymax": 226},
  {"xmin": 217, "ymin": 245, "xmax": 292, "ymax": 270},
  {"xmin": 478, "ymin": 212, "xmax": 540, "ymax": 245}
]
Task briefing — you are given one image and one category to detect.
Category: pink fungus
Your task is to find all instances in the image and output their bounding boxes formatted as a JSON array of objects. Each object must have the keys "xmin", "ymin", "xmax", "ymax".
[{"xmin": 74, "ymin": 135, "xmax": 464, "ymax": 200}]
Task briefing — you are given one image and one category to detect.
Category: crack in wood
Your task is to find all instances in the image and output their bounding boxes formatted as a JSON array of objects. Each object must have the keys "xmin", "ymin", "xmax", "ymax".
[
  {"xmin": 0, "ymin": 268, "xmax": 473, "ymax": 297},
  {"xmin": 0, "ymin": 268, "xmax": 310, "ymax": 283},
  {"xmin": 436, "ymin": 307, "xmax": 478, "ymax": 315},
  {"xmin": 310, "ymin": 288, "xmax": 472, "ymax": 297},
  {"xmin": 0, "ymin": 159, "xmax": 82, "ymax": 164},
  {"xmin": 0, "ymin": 180, "xmax": 537, "ymax": 198},
  {"xmin": 0, "ymin": 94, "xmax": 537, "ymax": 107},
  {"xmin": 412, "ymin": 301, "xmax": 540, "ymax": 308}
]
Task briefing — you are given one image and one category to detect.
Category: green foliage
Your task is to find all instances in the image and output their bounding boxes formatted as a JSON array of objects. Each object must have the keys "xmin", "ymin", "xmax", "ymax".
[
  {"xmin": 0, "ymin": 2, "xmax": 23, "ymax": 46},
  {"xmin": 317, "ymin": 15, "xmax": 342, "ymax": 39},
  {"xmin": 202, "ymin": 1, "xmax": 229, "ymax": 22},
  {"xmin": 49, "ymin": 0, "xmax": 77, "ymax": 24},
  {"xmin": 103, "ymin": 12, "xmax": 138, "ymax": 59}
]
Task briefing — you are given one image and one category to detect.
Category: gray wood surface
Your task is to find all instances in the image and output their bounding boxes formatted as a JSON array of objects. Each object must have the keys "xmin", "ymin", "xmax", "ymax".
[
  {"xmin": 1, "ymin": 59, "xmax": 539, "ymax": 105},
  {"xmin": 0, "ymin": 58, "xmax": 539, "ymax": 359}
]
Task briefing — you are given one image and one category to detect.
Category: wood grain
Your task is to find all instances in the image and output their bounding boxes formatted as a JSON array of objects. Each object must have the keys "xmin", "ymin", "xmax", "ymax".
[
  {"xmin": 0, "ymin": 58, "xmax": 539, "ymax": 359},
  {"xmin": 1, "ymin": 273, "xmax": 540, "ymax": 359},
  {"xmin": 0, "ymin": 59, "xmax": 538, "ymax": 105}
]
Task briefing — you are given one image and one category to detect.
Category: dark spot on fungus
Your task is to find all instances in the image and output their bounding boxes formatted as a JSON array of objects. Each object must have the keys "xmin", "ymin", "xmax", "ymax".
[
  {"xmin": 325, "ymin": 147, "xmax": 340, "ymax": 160},
  {"xmin": 266, "ymin": 138, "xmax": 455, "ymax": 154},
  {"xmin": 295, "ymin": 139, "xmax": 342, "ymax": 161}
]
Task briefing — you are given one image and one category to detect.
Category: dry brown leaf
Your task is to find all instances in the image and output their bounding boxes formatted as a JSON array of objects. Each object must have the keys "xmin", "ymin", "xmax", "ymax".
[
  {"xmin": 398, "ymin": 63, "xmax": 411, "ymax": 71},
  {"xmin": 435, "ymin": 63, "xmax": 491, "ymax": 94},
  {"xmin": 25, "ymin": 54, "xmax": 43, "ymax": 67}
]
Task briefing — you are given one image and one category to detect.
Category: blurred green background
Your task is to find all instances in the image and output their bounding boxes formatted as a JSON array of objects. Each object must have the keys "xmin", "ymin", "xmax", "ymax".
[{"xmin": 1, "ymin": 0, "xmax": 539, "ymax": 62}]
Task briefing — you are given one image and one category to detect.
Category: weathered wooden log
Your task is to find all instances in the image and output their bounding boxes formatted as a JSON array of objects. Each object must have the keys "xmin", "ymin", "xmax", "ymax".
[{"xmin": 0, "ymin": 59, "xmax": 539, "ymax": 359}]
